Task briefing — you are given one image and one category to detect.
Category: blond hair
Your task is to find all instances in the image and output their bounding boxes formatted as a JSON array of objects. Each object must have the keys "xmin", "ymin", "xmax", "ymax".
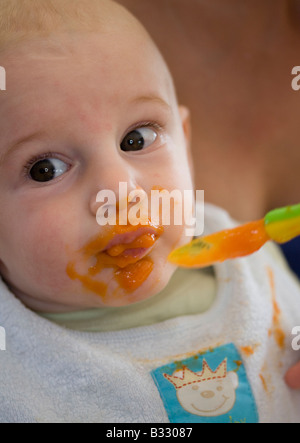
[{"xmin": 0, "ymin": 0, "xmax": 125, "ymax": 51}]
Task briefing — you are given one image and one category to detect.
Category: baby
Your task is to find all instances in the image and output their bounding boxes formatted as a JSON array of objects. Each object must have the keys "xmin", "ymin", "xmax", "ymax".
[{"xmin": 0, "ymin": 0, "xmax": 299, "ymax": 423}]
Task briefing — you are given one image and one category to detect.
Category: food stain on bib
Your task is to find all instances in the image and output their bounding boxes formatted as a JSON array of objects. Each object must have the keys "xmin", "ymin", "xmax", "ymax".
[
  {"xmin": 266, "ymin": 266, "xmax": 286, "ymax": 349},
  {"xmin": 66, "ymin": 218, "xmax": 164, "ymax": 301}
]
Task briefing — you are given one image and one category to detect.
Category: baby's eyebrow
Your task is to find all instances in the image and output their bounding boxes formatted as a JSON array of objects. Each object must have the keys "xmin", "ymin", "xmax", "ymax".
[
  {"xmin": 130, "ymin": 95, "xmax": 172, "ymax": 112},
  {"xmin": 0, "ymin": 95, "xmax": 171, "ymax": 166},
  {"xmin": 0, "ymin": 130, "xmax": 47, "ymax": 166}
]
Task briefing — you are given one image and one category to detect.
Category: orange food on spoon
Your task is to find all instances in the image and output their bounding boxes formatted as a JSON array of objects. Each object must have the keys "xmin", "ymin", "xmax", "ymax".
[{"xmin": 168, "ymin": 204, "xmax": 300, "ymax": 268}]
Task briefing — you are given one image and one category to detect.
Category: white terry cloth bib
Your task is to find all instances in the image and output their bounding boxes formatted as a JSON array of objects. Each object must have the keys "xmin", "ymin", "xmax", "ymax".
[{"xmin": 0, "ymin": 203, "xmax": 299, "ymax": 423}]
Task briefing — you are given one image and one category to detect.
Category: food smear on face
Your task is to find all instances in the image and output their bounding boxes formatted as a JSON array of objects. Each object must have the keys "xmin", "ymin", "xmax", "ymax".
[
  {"xmin": 115, "ymin": 258, "xmax": 154, "ymax": 292},
  {"xmin": 66, "ymin": 261, "xmax": 108, "ymax": 296},
  {"xmin": 66, "ymin": 220, "xmax": 164, "ymax": 301}
]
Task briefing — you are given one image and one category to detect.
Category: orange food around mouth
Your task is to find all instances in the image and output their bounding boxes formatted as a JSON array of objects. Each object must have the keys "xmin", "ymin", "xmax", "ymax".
[
  {"xmin": 106, "ymin": 233, "xmax": 157, "ymax": 257},
  {"xmin": 66, "ymin": 261, "xmax": 108, "ymax": 297},
  {"xmin": 66, "ymin": 222, "xmax": 164, "ymax": 299},
  {"xmin": 115, "ymin": 258, "xmax": 154, "ymax": 292}
]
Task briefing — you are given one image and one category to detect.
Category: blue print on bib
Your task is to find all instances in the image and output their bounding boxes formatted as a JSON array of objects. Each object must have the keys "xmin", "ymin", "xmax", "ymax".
[{"xmin": 151, "ymin": 343, "xmax": 259, "ymax": 423}]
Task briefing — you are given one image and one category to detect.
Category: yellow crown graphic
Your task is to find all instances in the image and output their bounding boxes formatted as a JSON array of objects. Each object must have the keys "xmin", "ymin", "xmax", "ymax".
[{"xmin": 163, "ymin": 358, "xmax": 227, "ymax": 390}]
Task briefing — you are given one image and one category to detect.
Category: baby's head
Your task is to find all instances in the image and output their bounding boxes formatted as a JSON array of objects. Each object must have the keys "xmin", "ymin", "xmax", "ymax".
[{"xmin": 0, "ymin": 0, "xmax": 195, "ymax": 312}]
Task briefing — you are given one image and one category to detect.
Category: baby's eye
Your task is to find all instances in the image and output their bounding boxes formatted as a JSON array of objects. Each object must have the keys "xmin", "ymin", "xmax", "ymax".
[
  {"xmin": 120, "ymin": 127, "xmax": 158, "ymax": 152},
  {"xmin": 29, "ymin": 158, "xmax": 69, "ymax": 182}
]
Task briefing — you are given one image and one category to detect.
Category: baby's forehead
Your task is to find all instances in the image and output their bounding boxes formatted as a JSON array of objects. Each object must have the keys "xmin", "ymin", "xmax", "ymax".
[
  {"xmin": 2, "ymin": 28, "xmax": 176, "ymax": 109},
  {"xmin": 0, "ymin": 0, "xmax": 162, "ymax": 63},
  {"xmin": 0, "ymin": 0, "xmax": 143, "ymax": 49},
  {"xmin": 0, "ymin": 0, "xmax": 177, "ymax": 108},
  {"xmin": 0, "ymin": 30, "xmax": 177, "ymax": 162}
]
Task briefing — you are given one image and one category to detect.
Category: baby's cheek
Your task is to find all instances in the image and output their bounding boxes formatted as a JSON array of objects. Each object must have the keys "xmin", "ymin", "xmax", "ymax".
[
  {"xmin": 24, "ymin": 238, "xmax": 69, "ymax": 291},
  {"xmin": 167, "ymin": 222, "xmax": 191, "ymax": 253},
  {"xmin": 23, "ymin": 212, "xmax": 77, "ymax": 290}
]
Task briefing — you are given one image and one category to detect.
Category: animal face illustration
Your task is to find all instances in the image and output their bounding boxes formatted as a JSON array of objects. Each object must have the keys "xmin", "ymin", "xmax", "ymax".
[
  {"xmin": 176, "ymin": 371, "xmax": 238, "ymax": 417},
  {"xmin": 164, "ymin": 359, "xmax": 239, "ymax": 417}
]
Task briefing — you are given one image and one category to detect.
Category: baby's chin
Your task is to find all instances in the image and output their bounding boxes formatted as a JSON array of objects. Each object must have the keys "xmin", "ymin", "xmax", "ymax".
[
  {"xmin": 95, "ymin": 256, "xmax": 178, "ymax": 308},
  {"xmin": 109, "ymin": 263, "xmax": 176, "ymax": 307}
]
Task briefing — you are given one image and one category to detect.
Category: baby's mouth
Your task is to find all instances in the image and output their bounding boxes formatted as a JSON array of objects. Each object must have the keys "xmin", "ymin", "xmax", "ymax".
[
  {"xmin": 67, "ymin": 222, "xmax": 165, "ymax": 299},
  {"xmin": 79, "ymin": 223, "xmax": 164, "ymax": 273},
  {"xmin": 96, "ymin": 226, "xmax": 164, "ymax": 269},
  {"xmin": 104, "ymin": 228, "xmax": 159, "ymax": 257}
]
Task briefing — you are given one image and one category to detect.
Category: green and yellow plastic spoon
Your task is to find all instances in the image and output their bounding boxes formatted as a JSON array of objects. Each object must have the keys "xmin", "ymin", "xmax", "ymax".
[{"xmin": 168, "ymin": 203, "xmax": 300, "ymax": 268}]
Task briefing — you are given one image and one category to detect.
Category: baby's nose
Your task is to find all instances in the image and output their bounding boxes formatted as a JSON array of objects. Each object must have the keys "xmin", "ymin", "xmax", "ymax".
[
  {"xmin": 201, "ymin": 390, "xmax": 215, "ymax": 399},
  {"xmin": 89, "ymin": 179, "xmax": 139, "ymax": 218}
]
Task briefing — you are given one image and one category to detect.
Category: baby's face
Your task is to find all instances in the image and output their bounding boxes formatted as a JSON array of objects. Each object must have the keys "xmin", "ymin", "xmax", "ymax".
[{"xmin": 0, "ymin": 29, "xmax": 194, "ymax": 312}]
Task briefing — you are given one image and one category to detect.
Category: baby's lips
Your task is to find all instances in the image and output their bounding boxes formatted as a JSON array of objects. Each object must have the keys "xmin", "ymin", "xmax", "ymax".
[
  {"xmin": 106, "ymin": 232, "xmax": 159, "ymax": 259},
  {"xmin": 101, "ymin": 224, "xmax": 164, "ymax": 254},
  {"xmin": 80, "ymin": 222, "xmax": 164, "ymax": 262}
]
